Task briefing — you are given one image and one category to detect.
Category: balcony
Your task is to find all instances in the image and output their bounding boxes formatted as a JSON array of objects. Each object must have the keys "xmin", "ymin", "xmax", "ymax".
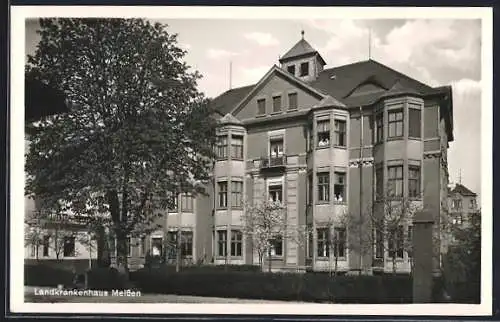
[{"xmin": 260, "ymin": 155, "xmax": 287, "ymax": 174}]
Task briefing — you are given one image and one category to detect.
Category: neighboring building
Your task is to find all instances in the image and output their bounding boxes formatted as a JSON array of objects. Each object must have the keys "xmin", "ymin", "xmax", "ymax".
[
  {"xmin": 448, "ymin": 183, "xmax": 480, "ymax": 228},
  {"xmin": 25, "ymin": 33, "xmax": 455, "ymax": 274}
]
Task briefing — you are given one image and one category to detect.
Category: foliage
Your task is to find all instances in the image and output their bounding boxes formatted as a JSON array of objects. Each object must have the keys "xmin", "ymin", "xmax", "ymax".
[
  {"xmin": 25, "ymin": 18, "xmax": 217, "ymax": 272},
  {"xmin": 241, "ymin": 197, "xmax": 287, "ymax": 272},
  {"xmin": 442, "ymin": 210, "xmax": 481, "ymax": 303}
]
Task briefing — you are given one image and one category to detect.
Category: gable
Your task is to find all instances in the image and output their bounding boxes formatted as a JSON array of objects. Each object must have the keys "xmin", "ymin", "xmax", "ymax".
[
  {"xmin": 346, "ymin": 82, "xmax": 387, "ymax": 98},
  {"xmin": 234, "ymin": 72, "xmax": 323, "ymax": 120}
]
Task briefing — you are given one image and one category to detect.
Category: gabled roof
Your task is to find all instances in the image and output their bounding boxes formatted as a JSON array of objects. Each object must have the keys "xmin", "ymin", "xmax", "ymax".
[
  {"xmin": 450, "ymin": 183, "xmax": 477, "ymax": 197},
  {"xmin": 230, "ymin": 65, "xmax": 331, "ymax": 116},
  {"xmin": 279, "ymin": 38, "xmax": 326, "ymax": 66}
]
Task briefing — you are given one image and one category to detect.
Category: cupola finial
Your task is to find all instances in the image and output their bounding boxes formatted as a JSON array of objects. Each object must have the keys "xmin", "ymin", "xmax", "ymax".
[{"xmin": 301, "ymin": 30, "xmax": 305, "ymax": 39}]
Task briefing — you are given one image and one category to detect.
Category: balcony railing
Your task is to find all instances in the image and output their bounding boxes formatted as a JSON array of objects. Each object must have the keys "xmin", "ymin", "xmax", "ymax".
[{"xmin": 260, "ymin": 155, "xmax": 287, "ymax": 170}]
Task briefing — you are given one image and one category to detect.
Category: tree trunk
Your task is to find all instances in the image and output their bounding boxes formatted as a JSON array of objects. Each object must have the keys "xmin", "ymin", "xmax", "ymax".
[
  {"xmin": 96, "ymin": 226, "xmax": 107, "ymax": 267},
  {"xmin": 258, "ymin": 251, "xmax": 263, "ymax": 272},
  {"xmin": 176, "ymin": 230, "xmax": 181, "ymax": 272},
  {"xmin": 115, "ymin": 230, "xmax": 129, "ymax": 278},
  {"xmin": 392, "ymin": 257, "xmax": 397, "ymax": 275},
  {"xmin": 268, "ymin": 248, "xmax": 272, "ymax": 273}
]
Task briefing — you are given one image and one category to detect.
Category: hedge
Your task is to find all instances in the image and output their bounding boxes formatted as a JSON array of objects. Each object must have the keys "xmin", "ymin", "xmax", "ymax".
[{"xmin": 129, "ymin": 269, "xmax": 415, "ymax": 303}]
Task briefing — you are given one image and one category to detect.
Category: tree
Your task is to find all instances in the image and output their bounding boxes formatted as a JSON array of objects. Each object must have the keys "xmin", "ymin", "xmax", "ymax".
[
  {"xmin": 241, "ymin": 196, "xmax": 286, "ymax": 272},
  {"xmin": 25, "ymin": 18, "xmax": 217, "ymax": 275},
  {"xmin": 369, "ymin": 192, "xmax": 421, "ymax": 275}
]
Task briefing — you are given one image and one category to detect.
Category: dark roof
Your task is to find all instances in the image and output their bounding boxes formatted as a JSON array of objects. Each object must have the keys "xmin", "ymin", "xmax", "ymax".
[
  {"xmin": 212, "ymin": 59, "xmax": 439, "ymax": 114},
  {"xmin": 310, "ymin": 59, "xmax": 434, "ymax": 105},
  {"xmin": 451, "ymin": 183, "xmax": 477, "ymax": 197},
  {"xmin": 210, "ymin": 85, "xmax": 254, "ymax": 116}
]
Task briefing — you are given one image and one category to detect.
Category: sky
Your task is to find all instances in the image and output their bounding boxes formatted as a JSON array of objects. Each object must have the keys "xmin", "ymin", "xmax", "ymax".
[{"xmin": 25, "ymin": 18, "xmax": 482, "ymax": 198}]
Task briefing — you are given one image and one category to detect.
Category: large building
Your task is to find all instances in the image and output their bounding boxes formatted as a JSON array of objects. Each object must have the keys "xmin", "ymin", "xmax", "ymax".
[
  {"xmin": 25, "ymin": 33, "xmax": 454, "ymax": 274},
  {"xmin": 447, "ymin": 183, "xmax": 480, "ymax": 228}
]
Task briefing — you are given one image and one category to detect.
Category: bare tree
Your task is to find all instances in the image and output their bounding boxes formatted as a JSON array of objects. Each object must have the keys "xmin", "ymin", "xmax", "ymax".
[
  {"xmin": 241, "ymin": 196, "xmax": 286, "ymax": 272},
  {"xmin": 369, "ymin": 191, "xmax": 421, "ymax": 275}
]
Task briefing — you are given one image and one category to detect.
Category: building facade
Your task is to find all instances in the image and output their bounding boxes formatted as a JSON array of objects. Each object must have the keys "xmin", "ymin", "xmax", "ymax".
[
  {"xmin": 208, "ymin": 34, "xmax": 454, "ymax": 274},
  {"xmin": 447, "ymin": 183, "xmax": 480, "ymax": 228}
]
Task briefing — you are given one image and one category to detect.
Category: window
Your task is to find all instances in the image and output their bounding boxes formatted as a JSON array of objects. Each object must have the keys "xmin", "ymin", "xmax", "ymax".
[
  {"xmin": 288, "ymin": 93, "xmax": 298, "ymax": 110},
  {"xmin": 270, "ymin": 139, "xmax": 284, "ymax": 157},
  {"xmin": 151, "ymin": 237, "xmax": 163, "ymax": 257},
  {"xmin": 317, "ymin": 172, "xmax": 330, "ymax": 202},
  {"xmin": 181, "ymin": 194, "xmax": 193, "ymax": 212},
  {"xmin": 333, "ymin": 227, "xmax": 346, "ymax": 258},
  {"xmin": 300, "ymin": 62, "xmax": 309, "ymax": 77},
  {"xmin": 374, "ymin": 228, "xmax": 384, "ymax": 259},
  {"xmin": 216, "ymin": 136, "xmax": 228, "ymax": 159},
  {"xmin": 287, "ymin": 65, "xmax": 296, "ymax": 75},
  {"xmin": 470, "ymin": 199, "xmax": 477, "ymax": 209},
  {"xmin": 334, "ymin": 172, "xmax": 346, "ymax": 202},
  {"xmin": 168, "ymin": 194, "xmax": 178, "ymax": 212},
  {"xmin": 408, "ymin": 166, "xmax": 421, "ymax": 198},
  {"xmin": 317, "ymin": 228, "xmax": 329, "ymax": 258},
  {"xmin": 376, "ymin": 112, "xmax": 384, "ymax": 143},
  {"xmin": 127, "ymin": 237, "xmax": 131, "ymax": 256},
  {"xmin": 217, "ymin": 230, "xmax": 227, "ymax": 257},
  {"xmin": 43, "ymin": 235, "xmax": 50, "ymax": 257},
  {"xmin": 407, "ymin": 226, "xmax": 413, "ymax": 258},
  {"xmin": 409, "ymin": 108, "xmax": 421, "ymax": 138},
  {"xmin": 452, "ymin": 215, "xmax": 463, "ymax": 225},
  {"xmin": 452, "ymin": 199, "xmax": 462, "ymax": 210},
  {"xmin": 63, "ymin": 236, "xmax": 75, "ymax": 257},
  {"xmin": 257, "ymin": 98, "xmax": 266, "ymax": 115},
  {"xmin": 388, "ymin": 225, "xmax": 404, "ymax": 259},
  {"xmin": 387, "ymin": 166, "xmax": 403, "ymax": 197},
  {"xmin": 375, "ymin": 166, "xmax": 384, "ymax": 199},
  {"xmin": 317, "ymin": 120, "xmax": 330, "ymax": 147},
  {"xmin": 388, "ymin": 110, "xmax": 403, "ymax": 138},
  {"xmin": 218, "ymin": 181, "xmax": 228, "ymax": 208},
  {"xmin": 335, "ymin": 120, "xmax": 346, "ymax": 147},
  {"xmin": 273, "ymin": 95, "xmax": 282, "ymax": 113},
  {"xmin": 270, "ymin": 235, "xmax": 283, "ymax": 256},
  {"xmin": 307, "ymin": 174, "xmax": 313, "ymax": 205},
  {"xmin": 181, "ymin": 231, "xmax": 193, "ymax": 257},
  {"xmin": 231, "ymin": 230, "xmax": 242, "ymax": 257},
  {"xmin": 231, "ymin": 181, "xmax": 243, "ymax": 208},
  {"xmin": 269, "ymin": 184, "xmax": 283, "ymax": 203},
  {"xmin": 230, "ymin": 135, "xmax": 243, "ymax": 159}
]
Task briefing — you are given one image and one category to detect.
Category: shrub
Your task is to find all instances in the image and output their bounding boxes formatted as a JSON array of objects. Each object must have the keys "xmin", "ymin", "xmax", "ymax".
[
  {"xmin": 86, "ymin": 267, "xmax": 134, "ymax": 290},
  {"xmin": 130, "ymin": 269, "xmax": 414, "ymax": 303},
  {"xmin": 25, "ymin": 263, "xmax": 75, "ymax": 287}
]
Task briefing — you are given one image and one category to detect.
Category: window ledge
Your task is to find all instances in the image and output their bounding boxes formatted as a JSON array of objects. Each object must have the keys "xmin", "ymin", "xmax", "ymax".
[
  {"xmin": 316, "ymin": 145, "xmax": 330, "ymax": 150},
  {"xmin": 409, "ymin": 197, "xmax": 422, "ymax": 201},
  {"xmin": 256, "ymin": 114, "xmax": 266, "ymax": 118},
  {"xmin": 333, "ymin": 201, "xmax": 347, "ymax": 205},
  {"xmin": 316, "ymin": 201, "xmax": 330, "ymax": 205},
  {"xmin": 270, "ymin": 111, "xmax": 283, "ymax": 115},
  {"xmin": 287, "ymin": 108, "xmax": 298, "ymax": 113},
  {"xmin": 387, "ymin": 136, "xmax": 404, "ymax": 141},
  {"xmin": 334, "ymin": 145, "xmax": 347, "ymax": 149},
  {"xmin": 216, "ymin": 158, "xmax": 228, "ymax": 161},
  {"xmin": 216, "ymin": 207, "xmax": 228, "ymax": 211},
  {"xmin": 231, "ymin": 158, "xmax": 244, "ymax": 161},
  {"xmin": 408, "ymin": 137, "xmax": 422, "ymax": 141},
  {"xmin": 230, "ymin": 256, "xmax": 243, "ymax": 259}
]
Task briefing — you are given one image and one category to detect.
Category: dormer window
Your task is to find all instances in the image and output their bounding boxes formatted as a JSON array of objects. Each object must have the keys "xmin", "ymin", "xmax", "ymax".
[
  {"xmin": 300, "ymin": 62, "xmax": 309, "ymax": 77},
  {"xmin": 287, "ymin": 65, "xmax": 296, "ymax": 75}
]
